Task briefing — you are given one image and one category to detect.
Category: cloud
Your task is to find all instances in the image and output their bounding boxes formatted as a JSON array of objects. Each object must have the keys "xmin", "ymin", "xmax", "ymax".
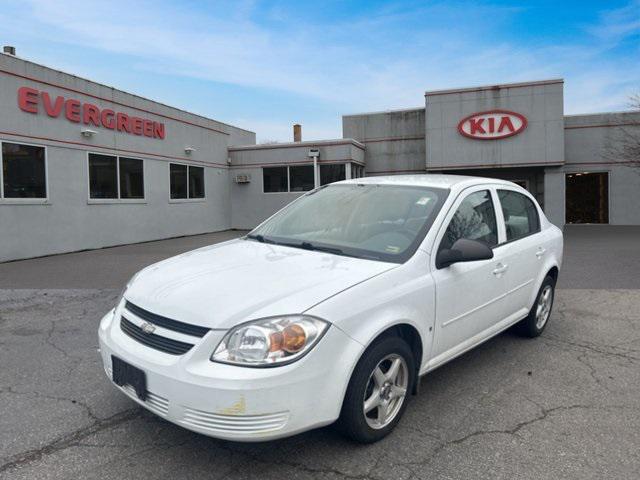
[{"xmin": 3, "ymin": 0, "xmax": 639, "ymax": 140}]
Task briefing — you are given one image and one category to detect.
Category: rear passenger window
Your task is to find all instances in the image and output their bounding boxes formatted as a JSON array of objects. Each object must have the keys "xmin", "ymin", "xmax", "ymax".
[
  {"xmin": 498, "ymin": 190, "xmax": 540, "ymax": 241},
  {"xmin": 439, "ymin": 190, "xmax": 498, "ymax": 251}
]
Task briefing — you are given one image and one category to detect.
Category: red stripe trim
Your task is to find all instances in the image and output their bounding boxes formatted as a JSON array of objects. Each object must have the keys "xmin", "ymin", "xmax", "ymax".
[
  {"xmin": 231, "ymin": 158, "xmax": 365, "ymax": 168},
  {"xmin": 565, "ymin": 160, "xmax": 639, "ymax": 166},
  {"xmin": 0, "ymin": 130, "xmax": 228, "ymax": 167},
  {"xmin": 428, "ymin": 160, "xmax": 563, "ymax": 170},
  {"xmin": 228, "ymin": 140, "xmax": 365, "ymax": 151},
  {"xmin": 363, "ymin": 135, "xmax": 425, "ymax": 143},
  {"xmin": 0, "ymin": 68, "xmax": 230, "ymax": 136},
  {"xmin": 366, "ymin": 168, "xmax": 427, "ymax": 175},
  {"xmin": 565, "ymin": 122, "xmax": 639, "ymax": 130}
]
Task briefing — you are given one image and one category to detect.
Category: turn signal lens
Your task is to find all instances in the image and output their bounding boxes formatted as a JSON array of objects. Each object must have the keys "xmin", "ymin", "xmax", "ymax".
[
  {"xmin": 211, "ymin": 315, "xmax": 329, "ymax": 367},
  {"xmin": 283, "ymin": 324, "xmax": 306, "ymax": 352},
  {"xmin": 269, "ymin": 331, "xmax": 284, "ymax": 352}
]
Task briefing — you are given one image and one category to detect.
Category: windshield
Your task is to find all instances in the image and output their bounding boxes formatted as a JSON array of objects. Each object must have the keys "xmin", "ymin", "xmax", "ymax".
[{"xmin": 248, "ymin": 183, "xmax": 449, "ymax": 263}]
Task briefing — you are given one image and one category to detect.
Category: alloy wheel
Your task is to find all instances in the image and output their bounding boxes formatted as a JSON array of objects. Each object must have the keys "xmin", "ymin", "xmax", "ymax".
[
  {"xmin": 362, "ymin": 354, "xmax": 409, "ymax": 429},
  {"xmin": 535, "ymin": 285, "xmax": 553, "ymax": 329}
]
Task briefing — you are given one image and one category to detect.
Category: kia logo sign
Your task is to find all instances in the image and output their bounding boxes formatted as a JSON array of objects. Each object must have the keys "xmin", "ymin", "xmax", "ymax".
[{"xmin": 458, "ymin": 110, "xmax": 527, "ymax": 140}]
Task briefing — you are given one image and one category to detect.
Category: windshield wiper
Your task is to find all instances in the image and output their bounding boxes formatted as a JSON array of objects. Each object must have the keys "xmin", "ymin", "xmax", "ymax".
[
  {"xmin": 246, "ymin": 233, "xmax": 277, "ymax": 244},
  {"xmin": 280, "ymin": 240, "xmax": 345, "ymax": 255},
  {"xmin": 248, "ymin": 236, "xmax": 348, "ymax": 257}
]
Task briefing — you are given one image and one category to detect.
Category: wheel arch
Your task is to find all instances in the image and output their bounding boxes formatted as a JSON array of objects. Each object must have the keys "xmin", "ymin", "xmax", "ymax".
[{"xmin": 343, "ymin": 321, "xmax": 425, "ymax": 402}]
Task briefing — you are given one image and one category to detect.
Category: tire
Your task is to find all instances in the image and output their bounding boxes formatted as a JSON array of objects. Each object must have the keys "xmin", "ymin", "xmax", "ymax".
[
  {"xmin": 516, "ymin": 275, "xmax": 556, "ymax": 338},
  {"xmin": 337, "ymin": 335, "xmax": 415, "ymax": 443}
]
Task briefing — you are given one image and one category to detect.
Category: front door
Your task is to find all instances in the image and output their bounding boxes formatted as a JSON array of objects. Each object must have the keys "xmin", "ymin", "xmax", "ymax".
[{"xmin": 429, "ymin": 187, "xmax": 510, "ymax": 366}]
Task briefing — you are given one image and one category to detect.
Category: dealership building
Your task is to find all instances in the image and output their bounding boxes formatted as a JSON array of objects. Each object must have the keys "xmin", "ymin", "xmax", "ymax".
[{"xmin": 1, "ymin": 49, "xmax": 639, "ymax": 262}]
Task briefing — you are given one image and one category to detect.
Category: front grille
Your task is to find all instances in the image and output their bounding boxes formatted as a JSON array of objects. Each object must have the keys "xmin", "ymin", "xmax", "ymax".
[
  {"xmin": 120, "ymin": 316, "xmax": 194, "ymax": 355},
  {"xmin": 125, "ymin": 301, "xmax": 210, "ymax": 338}
]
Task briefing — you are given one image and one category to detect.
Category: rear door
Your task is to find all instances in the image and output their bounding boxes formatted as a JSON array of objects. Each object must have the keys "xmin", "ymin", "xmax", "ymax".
[
  {"xmin": 430, "ymin": 187, "xmax": 510, "ymax": 363},
  {"xmin": 494, "ymin": 188, "xmax": 545, "ymax": 318}
]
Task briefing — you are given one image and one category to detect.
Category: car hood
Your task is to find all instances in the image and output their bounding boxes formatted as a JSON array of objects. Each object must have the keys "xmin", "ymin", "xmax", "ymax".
[{"xmin": 125, "ymin": 238, "xmax": 396, "ymax": 330}]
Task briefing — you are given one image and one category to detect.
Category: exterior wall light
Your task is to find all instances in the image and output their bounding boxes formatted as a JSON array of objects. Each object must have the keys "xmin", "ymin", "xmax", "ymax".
[
  {"xmin": 185, "ymin": 147, "xmax": 196, "ymax": 155},
  {"xmin": 81, "ymin": 129, "xmax": 97, "ymax": 138}
]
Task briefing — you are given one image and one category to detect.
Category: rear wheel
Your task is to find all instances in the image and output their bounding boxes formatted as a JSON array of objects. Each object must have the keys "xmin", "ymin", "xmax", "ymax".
[
  {"xmin": 337, "ymin": 336, "xmax": 415, "ymax": 443},
  {"xmin": 516, "ymin": 275, "xmax": 556, "ymax": 337}
]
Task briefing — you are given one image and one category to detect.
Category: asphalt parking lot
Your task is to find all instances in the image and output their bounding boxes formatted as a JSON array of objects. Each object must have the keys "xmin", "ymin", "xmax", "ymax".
[{"xmin": 1, "ymin": 226, "xmax": 639, "ymax": 479}]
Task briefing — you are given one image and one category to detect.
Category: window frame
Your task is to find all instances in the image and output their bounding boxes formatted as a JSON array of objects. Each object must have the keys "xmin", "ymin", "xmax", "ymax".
[
  {"xmin": 0, "ymin": 140, "xmax": 49, "ymax": 205},
  {"xmin": 86, "ymin": 152, "xmax": 146, "ymax": 204},
  {"xmin": 168, "ymin": 162, "xmax": 207, "ymax": 203},
  {"xmin": 262, "ymin": 165, "xmax": 291, "ymax": 194},
  {"xmin": 496, "ymin": 186, "xmax": 542, "ymax": 245},
  {"xmin": 262, "ymin": 162, "xmax": 351, "ymax": 194},
  {"xmin": 436, "ymin": 187, "xmax": 500, "ymax": 254}
]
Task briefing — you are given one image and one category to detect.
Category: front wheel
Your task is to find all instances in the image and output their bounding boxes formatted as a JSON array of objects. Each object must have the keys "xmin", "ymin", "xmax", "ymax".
[
  {"xmin": 516, "ymin": 275, "xmax": 556, "ymax": 337},
  {"xmin": 337, "ymin": 336, "xmax": 415, "ymax": 443}
]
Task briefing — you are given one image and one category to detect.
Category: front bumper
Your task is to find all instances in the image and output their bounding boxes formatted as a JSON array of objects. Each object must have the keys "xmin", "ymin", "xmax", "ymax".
[{"xmin": 97, "ymin": 307, "xmax": 363, "ymax": 442}]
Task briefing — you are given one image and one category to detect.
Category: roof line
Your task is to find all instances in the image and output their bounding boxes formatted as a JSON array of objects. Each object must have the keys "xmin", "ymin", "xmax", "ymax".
[
  {"xmin": 229, "ymin": 138, "xmax": 365, "ymax": 151},
  {"xmin": 0, "ymin": 52, "xmax": 255, "ymax": 135},
  {"xmin": 425, "ymin": 78, "xmax": 564, "ymax": 97},
  {"xmin": 342, "ymin": 106, "xmax": 424, "ymax": 118}
]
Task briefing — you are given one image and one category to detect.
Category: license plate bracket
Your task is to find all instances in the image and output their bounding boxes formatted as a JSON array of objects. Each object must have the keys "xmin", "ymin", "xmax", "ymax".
[{"xmin": 111, "ymin": 355, "xmax": 147, "ymax": 401}]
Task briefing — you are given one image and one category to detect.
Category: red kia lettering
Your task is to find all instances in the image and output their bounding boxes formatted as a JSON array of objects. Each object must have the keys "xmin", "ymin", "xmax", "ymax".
[
  {"xmin": 458, "ymin": 110, "xmax": 527, "ymax": 140},
  {"xmin": 469, "ymin": 118, "xmax": 486, "ymax": 134},
  {"xmin": 498, "ymin": 116, "xmax": 515, "ymax": 134}
]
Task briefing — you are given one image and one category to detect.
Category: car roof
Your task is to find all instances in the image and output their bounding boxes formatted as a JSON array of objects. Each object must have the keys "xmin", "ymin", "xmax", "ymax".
[{"xmin": 337, "ymin": 174, "xmax": 518, "ymax": 190}]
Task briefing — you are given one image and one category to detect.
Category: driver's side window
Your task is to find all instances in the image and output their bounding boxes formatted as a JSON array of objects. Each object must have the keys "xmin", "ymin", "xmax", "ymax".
[{"xmin": 439, "ymin": 190, "xmax": 498, "ymax": 251}]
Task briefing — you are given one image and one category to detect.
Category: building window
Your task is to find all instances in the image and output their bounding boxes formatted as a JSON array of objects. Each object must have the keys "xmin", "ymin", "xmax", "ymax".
[
  {"xmin": 189, "ymin": 166, "xmax": 205, "ymax": 198},
  {"xmin": 320, "ymin": 164, "xmax": 346, "ymax": 185},
  {"xmin": 263, "ymin": 163, "xmax": 348, "ymax": 193},
  {"xmin": 263, "ymin": 166, "xmax": 288, "ymax": 193},
  {"xmin": 1, "ymin": 142, "xmax": 46, "ymax": 199},
  {"xmin": 88, "ymin": 153, "xmax": 144, "ymax": 200},
  {"xmin": 170, "ymin": 163, "xmax": 205, "ymax": 199},
  {"xmin": 351, "ymin": 164, "xmax": 365, "ymax": 179},
  {"xmin": 289, "ymin": 165, "xmax": 314, "ymax": 192},
  {"xmin": 119, "ymin": 157, "xmax": 144, "ymax": 199}
]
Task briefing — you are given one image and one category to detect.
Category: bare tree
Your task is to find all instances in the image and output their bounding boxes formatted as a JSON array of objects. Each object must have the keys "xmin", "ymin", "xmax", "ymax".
[{"xmin": 602, "ymin": 93, "xmax": 640, "ymax": 168}]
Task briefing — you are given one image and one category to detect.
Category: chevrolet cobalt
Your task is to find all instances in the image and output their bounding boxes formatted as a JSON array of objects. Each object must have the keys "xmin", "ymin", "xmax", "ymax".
[{"xmin": 98, "ymin": 175, "xmax": 563, "ymax": 443}]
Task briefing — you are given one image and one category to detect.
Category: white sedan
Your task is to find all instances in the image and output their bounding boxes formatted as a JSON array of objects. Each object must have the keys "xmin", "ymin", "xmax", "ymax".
[{"xmin": 98, "ymin": 175, "xmax": 563, "ymax": 443}]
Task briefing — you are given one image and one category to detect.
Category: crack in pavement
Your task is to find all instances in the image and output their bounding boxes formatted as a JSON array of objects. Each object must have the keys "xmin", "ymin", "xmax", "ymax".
[
  {"xmin": 542, "ymin": 335, "xmax": 640, "ymax": 363},
  {"xmin": 398, "ymin": 402, "xmax": 632, "ymax": 476},
  {"xmin": 0, "ymin": 407, "xmax": 141, "ymax": 474},
  {"xmin": 1, "ymin": 386, "xmax": 100, "ymax": 422}
]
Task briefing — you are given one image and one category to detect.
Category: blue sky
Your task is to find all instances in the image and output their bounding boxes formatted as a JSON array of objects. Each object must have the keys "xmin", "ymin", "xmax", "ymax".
[{"xmin": 2, "ymin": 0, "xmax": 639, "ymax": 142}]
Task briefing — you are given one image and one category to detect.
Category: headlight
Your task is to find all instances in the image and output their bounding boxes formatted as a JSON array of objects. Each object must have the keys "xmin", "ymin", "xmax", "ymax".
[{"xmin": 211, "ymin": 315, "xmax": 330, "ymax": 367}]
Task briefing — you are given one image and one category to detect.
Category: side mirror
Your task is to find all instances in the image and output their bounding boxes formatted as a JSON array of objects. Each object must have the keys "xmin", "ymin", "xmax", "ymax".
[{"xmin": 436, "ymin": 238, "xmax": 493, "ymax": 269}]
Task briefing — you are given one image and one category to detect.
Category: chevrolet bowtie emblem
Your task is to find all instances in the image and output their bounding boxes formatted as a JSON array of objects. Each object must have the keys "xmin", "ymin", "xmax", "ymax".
[{"xmin": 140, "ymin": 322, "xmax": 156, "ymax": 334}]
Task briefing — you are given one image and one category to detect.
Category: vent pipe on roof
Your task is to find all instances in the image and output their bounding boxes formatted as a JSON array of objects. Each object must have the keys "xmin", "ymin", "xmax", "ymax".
[
  {"xmin": 293, "ymin": 124, "xmax": 302, "ymax": 142},
  {"xmin": 3, "ymin": 46, "xmax": 16, "ymax": 56}
]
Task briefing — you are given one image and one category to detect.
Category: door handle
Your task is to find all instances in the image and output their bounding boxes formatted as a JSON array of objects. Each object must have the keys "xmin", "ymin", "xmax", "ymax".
[
  {"xmin": 536, "ymin": 247, "xmax": 546, "ymax": 258},
  {"xmin": 492, "ymin": 263, "xmax": 508, "ymax": 275}
]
